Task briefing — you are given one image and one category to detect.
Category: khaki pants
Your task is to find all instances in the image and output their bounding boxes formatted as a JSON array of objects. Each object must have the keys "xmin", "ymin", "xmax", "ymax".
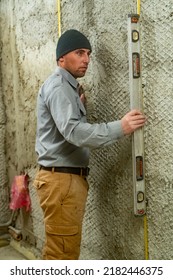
[{"xmin": 33, "ymin": 169, "xmax": 89, "ymax": 260}]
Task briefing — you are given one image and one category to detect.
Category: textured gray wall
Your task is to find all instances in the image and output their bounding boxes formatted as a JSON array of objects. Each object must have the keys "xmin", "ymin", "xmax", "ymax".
[
  {"xmin": 141, "ymin": 0, "xmax": 173, "ymax": 259},
  {"xmin": 0, "ymin": 55, "xmax": 9, "ymax": 223},
  {"xmin": 0, "ymin": 6, "xmax": 9, "ymax": 223},
  {"xmin": 0, "ymin": 0, "xmax": 173, "ymax": 259}
]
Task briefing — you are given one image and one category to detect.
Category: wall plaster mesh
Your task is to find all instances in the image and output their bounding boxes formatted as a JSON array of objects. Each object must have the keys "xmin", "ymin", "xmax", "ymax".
[
  {"xmin": 0, "ymin": 0, "xmax": 173, "ymax": 260},
  {"xmin": 141, "ymin": 0, "xmax": 173, "ymax": 259},
  {"xmin": 0, "ymin": 123, "xmax": 9, "ymax": 223},
  {"xmin": 0, "ymin": 54, "xmax": 9, "ymax": 222}
]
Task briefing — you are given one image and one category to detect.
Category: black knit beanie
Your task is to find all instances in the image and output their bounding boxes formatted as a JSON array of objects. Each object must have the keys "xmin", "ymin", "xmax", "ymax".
[{"xmin": 56, "ymin": 29, "xmax": 92, "ymax": 60}]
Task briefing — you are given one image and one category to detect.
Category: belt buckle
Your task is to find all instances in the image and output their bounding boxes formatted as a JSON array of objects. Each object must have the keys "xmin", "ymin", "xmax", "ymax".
[{"xmin": 81, "ymin": 167, "xmax": 89, "ymax": 176}]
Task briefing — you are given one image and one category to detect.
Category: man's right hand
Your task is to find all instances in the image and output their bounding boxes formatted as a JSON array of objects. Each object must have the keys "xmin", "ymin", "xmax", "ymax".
[{"xmin": 121, "ymin": 109, "xmax": 146, "ymax": 135}]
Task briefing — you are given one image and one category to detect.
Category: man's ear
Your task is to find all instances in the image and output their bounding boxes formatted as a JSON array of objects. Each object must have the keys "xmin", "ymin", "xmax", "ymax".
[{"xmin": 59, "ymin": 57, "xmax": 64, "ymax": 62}]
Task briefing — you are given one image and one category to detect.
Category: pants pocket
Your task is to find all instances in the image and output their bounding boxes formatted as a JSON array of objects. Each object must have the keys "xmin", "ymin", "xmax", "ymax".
[
  {"xmin": 33, "ymin": 180, "xmax": 48, "ymax": 211},
  {"xmin": 33, "ymin": 180, "xmax": 46, "ymax": 190},
  {"xmin": 46, "ymin": 224, "xmax": 79, "ymax": 236},
  {"xmin": 45, "ymin": 224, "xmax": 80, "ymax": 259}
]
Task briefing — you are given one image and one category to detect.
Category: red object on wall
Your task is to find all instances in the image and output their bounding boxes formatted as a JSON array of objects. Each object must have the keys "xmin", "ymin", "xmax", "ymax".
[{"xmin": 9, "ymin": 174, "xmax": 31, "ymax": 211}]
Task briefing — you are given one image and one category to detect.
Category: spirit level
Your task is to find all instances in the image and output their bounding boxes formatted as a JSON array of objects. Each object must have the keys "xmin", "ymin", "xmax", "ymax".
[{"xmin": 128, "ymin": 14, "xmax": 146, "ymax": 216}]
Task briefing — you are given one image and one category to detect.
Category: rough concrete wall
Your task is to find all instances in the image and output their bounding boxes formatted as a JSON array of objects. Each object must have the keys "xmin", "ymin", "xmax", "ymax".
[
  {"xmin": 0, "ymin": 50, "xmax": 9, "ymax": 223},
  {"xmin": 0, "ymin": 9, "xmax": 9, "ymax": 224},
  {"xmin": 141, "ymin": 0, "xmax": 173, "ymax": 259},
  {"xmin": 0, "ymin": 0, "xmax": 57, "ymax": 180},
  {"xmin": 0, "ymin": 0, "xmax": 57, "ymax": 251},
  {"xmin": 0, "ymin": 0, "xmax": 173, "ymax": 259}
]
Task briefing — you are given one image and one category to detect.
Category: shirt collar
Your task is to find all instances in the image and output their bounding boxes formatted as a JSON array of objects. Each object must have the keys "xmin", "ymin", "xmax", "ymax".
[{"xmin": 55, "ymin": 66, "xmax": 78, "ymax": 89}]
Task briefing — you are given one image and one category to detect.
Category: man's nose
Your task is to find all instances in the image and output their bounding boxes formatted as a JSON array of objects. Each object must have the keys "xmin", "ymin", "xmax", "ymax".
[{"xmin": 83, "ymin": 53, "xmax": 90, "ymax": 64}]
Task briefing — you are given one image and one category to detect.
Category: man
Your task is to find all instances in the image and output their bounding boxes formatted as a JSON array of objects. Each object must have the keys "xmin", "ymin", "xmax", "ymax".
[{"xmin": 33, "ymin": 29, "xmax": 146, "ymax": 260}]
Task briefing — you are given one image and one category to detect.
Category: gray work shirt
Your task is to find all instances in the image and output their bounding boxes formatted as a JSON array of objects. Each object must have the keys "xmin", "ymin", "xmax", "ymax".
[{"xmin": 35, "ymin": 66, "xmax": 124, "ymax": 167}]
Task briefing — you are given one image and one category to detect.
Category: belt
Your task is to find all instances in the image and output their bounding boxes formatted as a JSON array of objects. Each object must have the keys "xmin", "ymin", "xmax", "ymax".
[{"xmin": 39, "ymin": 166, "xmax": 90, "ymax": 176}]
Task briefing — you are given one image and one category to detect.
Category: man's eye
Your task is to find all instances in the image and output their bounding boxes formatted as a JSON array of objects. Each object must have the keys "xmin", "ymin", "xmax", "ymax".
[{"xmin": 76, "ymin": 51, "xmax": 83, "ymax": 56}]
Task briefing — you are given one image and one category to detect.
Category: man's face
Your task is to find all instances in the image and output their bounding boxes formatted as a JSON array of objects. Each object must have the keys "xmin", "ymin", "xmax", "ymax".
[{"xmin": 59, "ymin": 48, "xmax": 91, "ymax": 78}]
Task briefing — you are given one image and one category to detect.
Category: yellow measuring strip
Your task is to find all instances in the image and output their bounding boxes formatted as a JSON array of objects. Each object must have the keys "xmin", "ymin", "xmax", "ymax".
[
  {"xmin": 57, "ymin": 0, "xmax": 61, "ymax": 37},
  {"xmin": 137, "ymin": 0, "xmax": 141, "ymax": 15}
]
